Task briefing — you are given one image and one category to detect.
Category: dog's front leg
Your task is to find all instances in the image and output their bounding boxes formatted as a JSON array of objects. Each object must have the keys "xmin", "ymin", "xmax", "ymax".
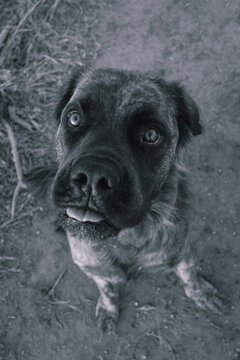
[
  {"xmin": 90, "ymin": 273, "xmax": 125, "ymax": 331},
  {"xmin": 67, "ymin": 232, "xmax": 126, "ymax": 331},
  {"xmin": 175, "ymin": 258, "xmax": 223, "ymax": 314}
]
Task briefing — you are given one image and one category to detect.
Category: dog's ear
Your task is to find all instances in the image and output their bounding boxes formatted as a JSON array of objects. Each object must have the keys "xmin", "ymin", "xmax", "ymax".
[
  {"xmin": 25, "ymin": 163, "xmax": 58, "ymax": 201},
  {"xmin": 55, "ymin": 65, "xmax": 85, "ymax": 123},
  {"xmin": 170, "ymin": 82, "xmax": 203, "ymax": 148}
]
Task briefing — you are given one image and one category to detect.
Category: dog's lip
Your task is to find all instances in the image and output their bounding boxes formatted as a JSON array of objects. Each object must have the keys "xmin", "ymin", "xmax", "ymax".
[{"xmin": 66, "ymin": 207, "xmax": 105, "ymax": 223}]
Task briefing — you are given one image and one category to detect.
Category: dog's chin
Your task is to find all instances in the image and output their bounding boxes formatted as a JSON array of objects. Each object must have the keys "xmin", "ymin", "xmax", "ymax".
[{"xmin": 57, "ymin": 206, "xmax": 119, "ymax": 240}]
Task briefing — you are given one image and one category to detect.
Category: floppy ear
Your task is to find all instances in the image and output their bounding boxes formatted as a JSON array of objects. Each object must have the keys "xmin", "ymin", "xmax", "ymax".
[
  {"xmin": 170, "ymin": 82, "xmax": 203, "ymax": 148},
  {"xmin": 55, "ymin": 65, "xmax": 85, "ymax": 123},
  {"xmin": 25, "ymin": 163, "xmax": 58, "ymax": 201}
]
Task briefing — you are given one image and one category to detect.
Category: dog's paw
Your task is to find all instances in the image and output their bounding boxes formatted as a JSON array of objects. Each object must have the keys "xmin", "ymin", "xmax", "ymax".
[
  {"xmin": 96, "ymin": 307, "xmax": 117, "ymax": 333},
  {"xmin": 95, "ymin": 296, "xmax": 118, "ymax": 332},
  {"xmin": 184, "ymin": 277, "xmax": 224, "ymax": 315}
]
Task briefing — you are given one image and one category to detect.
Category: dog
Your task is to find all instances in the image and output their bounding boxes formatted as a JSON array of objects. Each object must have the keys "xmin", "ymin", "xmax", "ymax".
[{"xmin": 27, "ymin": 66, "xmax": 222, "ymax": 330}]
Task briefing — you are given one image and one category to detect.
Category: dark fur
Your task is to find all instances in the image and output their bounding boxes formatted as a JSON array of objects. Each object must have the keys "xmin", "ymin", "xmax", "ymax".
[{"xmin": 27, "ymin": 67, "xmax": 222, "ymax": 331}]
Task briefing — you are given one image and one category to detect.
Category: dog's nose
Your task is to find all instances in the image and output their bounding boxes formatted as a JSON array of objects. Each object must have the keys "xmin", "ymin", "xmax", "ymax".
[{"xmin": 70, "ymin": 163, "xmax": 120, "ymax": 198}]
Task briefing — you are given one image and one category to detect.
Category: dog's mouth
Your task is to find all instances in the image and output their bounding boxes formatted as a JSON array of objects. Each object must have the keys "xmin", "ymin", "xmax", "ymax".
[
  {"xmin": 60, "ymin": 206, "xmax": 119, "ymax": 239},
  {"xmin": 66, "ymin": 207, "xmax": 105, "ymax": 223}
]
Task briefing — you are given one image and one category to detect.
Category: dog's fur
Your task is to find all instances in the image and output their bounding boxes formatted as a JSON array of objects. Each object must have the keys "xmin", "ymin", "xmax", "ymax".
[{"xmin": 27, "ymin": 67, "xmax": 222, "ymax": 330}]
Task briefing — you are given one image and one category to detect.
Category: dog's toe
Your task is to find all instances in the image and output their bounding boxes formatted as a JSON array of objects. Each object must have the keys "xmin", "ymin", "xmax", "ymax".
[
  {"xmin": 196, "ymin": 291, "xmax": 224, "ymax": 315},
  {"xmin": 95, "ymin": 297, "xmax": 118, "ymax": 333},
  {"xmin": 96, "ymin": 307, "xmax": 117, "ymax": 333},
  {"xmin": 185, "ymin": 277, "xmax": 224, "ymax": 315}
]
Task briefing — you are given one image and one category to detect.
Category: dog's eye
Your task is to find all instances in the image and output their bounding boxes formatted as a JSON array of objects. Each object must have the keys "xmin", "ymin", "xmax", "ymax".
[
  {"xmin": 142, "ymin": 128, "xmax": 161, "ymax": 144},
  {"xmin": 67, "ymin": 111, "xmax": 81, "ymax": 127}
]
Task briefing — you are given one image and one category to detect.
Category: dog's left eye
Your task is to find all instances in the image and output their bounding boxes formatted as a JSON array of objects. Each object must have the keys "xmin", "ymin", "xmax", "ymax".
[
  {"xmin": 67, "ymin": 111, "xmax": 81, "ymax": 127},
  {"xmin": 142, "ymin": 128, "xmax": 161, "ymax": 144}
]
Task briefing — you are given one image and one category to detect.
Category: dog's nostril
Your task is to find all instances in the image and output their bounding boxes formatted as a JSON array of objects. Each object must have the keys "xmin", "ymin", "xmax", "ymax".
[
  {"xmin": 97, "ymin": 177, "xmax": 113, "ymax": 191},
  {"xmin": 71, "ymin": 172, "xmax": 90, "ymax": 196},
  {"xmin": 78, "ymin": 173, "xmax": 88, "ymax": 185},
  {"xmin": 73, "ymin": 172, "xmax": 88, "ymax": 185}
]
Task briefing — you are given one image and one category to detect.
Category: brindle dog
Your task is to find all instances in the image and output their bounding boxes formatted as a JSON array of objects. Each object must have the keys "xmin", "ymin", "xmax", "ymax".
[{"xmin": 28, "ymin": 67, "xmax": 222, "ymax": 330}]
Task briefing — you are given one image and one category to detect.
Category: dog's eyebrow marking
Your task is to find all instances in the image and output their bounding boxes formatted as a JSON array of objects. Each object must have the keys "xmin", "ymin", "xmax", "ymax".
[
  {"xmin": 69, "ymin": 72, "xmax": 94, "ymax": 103},
  {"xmin": 128, "ymin": 106, "xmax": 172, "ymax": 137}
]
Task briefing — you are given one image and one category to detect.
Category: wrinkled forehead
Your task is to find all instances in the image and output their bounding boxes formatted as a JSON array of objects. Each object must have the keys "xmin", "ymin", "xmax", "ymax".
[{"xmin": 69, "ymin": 70, "xmax": 176, "ymax": 131}]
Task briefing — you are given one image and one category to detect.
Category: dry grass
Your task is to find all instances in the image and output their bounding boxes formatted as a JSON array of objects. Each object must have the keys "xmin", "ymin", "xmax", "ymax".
[{"xmin": 0, "ymin": 0, "xmax": 102, "ymax": 226}]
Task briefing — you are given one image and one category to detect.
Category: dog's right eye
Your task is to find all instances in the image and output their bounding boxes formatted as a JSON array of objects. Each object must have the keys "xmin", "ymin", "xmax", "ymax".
[
  {"xmin": 67, "ymin": 111, "xmax": 81, "ymax": 127},
  {"xmin": 141, "ymin": 127, "xmax": 162, "ymax": 145}
]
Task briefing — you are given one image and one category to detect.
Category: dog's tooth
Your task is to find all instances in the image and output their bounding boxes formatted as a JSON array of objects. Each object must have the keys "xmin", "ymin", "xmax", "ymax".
[
  {"xmin": 66, "ymin": 207, "xmax": 104, "ymax": 223},
  {"xmin": 83, "ymin": 210, "xmax": 104, "ymax": 223},
  {"xmin": 66, "ymin": 207, "xmax": 84, "ymax": 221}
]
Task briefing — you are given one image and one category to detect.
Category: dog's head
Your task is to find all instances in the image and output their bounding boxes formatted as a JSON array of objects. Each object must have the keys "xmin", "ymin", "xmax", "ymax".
[
  {"xmin": 27, "ymin": 67, "xmax": 202, "ymax": 240},
  {"xmin": 48, "ymin": 67, "xmax": 202, "ymax": 239}
]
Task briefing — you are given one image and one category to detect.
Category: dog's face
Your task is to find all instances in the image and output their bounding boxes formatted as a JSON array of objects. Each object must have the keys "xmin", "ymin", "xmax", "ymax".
[{"xmin": 52, "ymin": 68, "xmax": 202, "ymax": 239}]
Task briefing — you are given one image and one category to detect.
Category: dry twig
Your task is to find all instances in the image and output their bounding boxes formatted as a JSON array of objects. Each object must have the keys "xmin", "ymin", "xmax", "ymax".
[
  {"xmin": 3, "ymin": 119, "xmax": 27, "ymax": 220},
  {"xmin": 8, "ymin": 106, "xmax": 33, "ymax": 132},
  {"xmin": 0, "ymin": 206, "xmax": 41, "ymax": 229},
  {"xmin": 146, "ymin": 332, "xmax": 176, "ymax": 359},
  {"xmin": 0, "ymin": 0, "xmax": 43, "ymax": 63},
  {"xmin": 0, "ymin": 268, "xmax": 21, "ymax": 273},
  {"xmin": 47, "ymin": 271, "xmax": 66, "ymax": 298},
  {"xmin": 48, "ymin": 300, "xmax": 81, "ymax": 313},
  {"xmin": 46, "ymin": 270, "xmax": 81, "ymax": 313},
  {"xmin": 0, "ymin": 25, "xmax": 11, "ymax": 50},
  {"xmin": 47, "ymin": 0, "xmax": 62, "ymax": 22}
]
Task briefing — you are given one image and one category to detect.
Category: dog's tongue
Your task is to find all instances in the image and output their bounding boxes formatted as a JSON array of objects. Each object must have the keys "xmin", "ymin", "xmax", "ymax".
[{"xmin": 66, "ymin": 207, "xmax": 104, "ymax": 223}]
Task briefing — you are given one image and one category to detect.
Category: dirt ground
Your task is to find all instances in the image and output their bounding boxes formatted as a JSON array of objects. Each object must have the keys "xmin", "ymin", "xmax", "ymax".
[{"xmin": 0, "ymin": 0, "xmax": 240, "ymax": 359}]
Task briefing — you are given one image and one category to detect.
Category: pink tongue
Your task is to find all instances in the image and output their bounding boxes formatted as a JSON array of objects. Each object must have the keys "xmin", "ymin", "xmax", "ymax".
[{"xmin": 66, "ymin": 207, "xmax": 104, "ymax": 223}]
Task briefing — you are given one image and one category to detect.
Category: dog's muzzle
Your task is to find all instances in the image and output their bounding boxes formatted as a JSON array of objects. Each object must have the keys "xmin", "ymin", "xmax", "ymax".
[
  {"xmin": 53, "ymin": 148, "xmax": 147, "ymax": 231},
  {"xmin": 54, "ymin": 152, "xmax": 125, "ymax": 228}
]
